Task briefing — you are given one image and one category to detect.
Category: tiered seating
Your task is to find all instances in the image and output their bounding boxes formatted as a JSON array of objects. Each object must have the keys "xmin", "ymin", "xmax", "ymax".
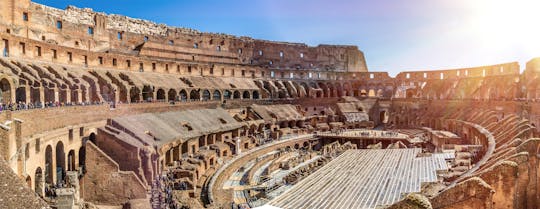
[{"xmin": 268, "ymin": 149, "xmax": 450, "ymax": 209}]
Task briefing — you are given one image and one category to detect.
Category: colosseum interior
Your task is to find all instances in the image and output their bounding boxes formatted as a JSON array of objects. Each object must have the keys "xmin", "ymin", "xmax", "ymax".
[{"xmin": 0, "ymin": 1, "xmax": 539, "ymax": 209}]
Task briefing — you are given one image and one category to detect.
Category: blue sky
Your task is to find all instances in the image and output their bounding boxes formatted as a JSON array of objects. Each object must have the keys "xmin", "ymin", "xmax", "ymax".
[{"xmin": 34, "ymin": 0, "xmax": 540, "ymax": 76}]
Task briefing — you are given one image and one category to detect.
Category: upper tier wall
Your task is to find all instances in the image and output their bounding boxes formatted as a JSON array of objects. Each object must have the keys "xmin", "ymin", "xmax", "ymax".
[{"xmin": 0, "ymin": 0, "xmax": 367, "ymax": 72}]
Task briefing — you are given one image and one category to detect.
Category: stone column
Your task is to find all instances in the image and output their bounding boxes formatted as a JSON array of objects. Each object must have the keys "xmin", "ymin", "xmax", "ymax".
[
  {"xmin": 235, "ymin": 137, "xmax": 241, "ymax": 155},
  {"xmin": 53, "ymin": 87, "xmax": 59, "ymax": 103},
  {"xmin": 65, "ymin": 89, "xmax": 71, "ymax": 104},
  {"xmin": 38, "ymin": 87, "xmax": 45, "ymax": 107},
  {"xmin": 77, "ymin": 90, "xmax": 82, "ymax": 103},
  {"xmin": 25, "ymin": 84, "xmax": 30, "ymax": 103}
]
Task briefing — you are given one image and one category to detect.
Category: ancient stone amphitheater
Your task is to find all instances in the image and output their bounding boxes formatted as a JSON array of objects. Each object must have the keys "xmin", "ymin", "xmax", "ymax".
[{"xmin": 0, "ymin": 1, "xmax": 539, "ymax": 209}]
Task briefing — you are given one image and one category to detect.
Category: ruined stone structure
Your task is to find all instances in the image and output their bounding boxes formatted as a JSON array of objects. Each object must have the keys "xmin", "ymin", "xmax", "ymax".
[{"xmin": 0, "ymin": 1, "xmax": 540, "ymax": 209}]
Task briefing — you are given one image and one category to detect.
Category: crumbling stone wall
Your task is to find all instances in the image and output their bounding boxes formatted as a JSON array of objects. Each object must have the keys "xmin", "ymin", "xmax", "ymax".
[{"xmin": 81, "ymin": 142, "xmax": 147, "ymax": 206}]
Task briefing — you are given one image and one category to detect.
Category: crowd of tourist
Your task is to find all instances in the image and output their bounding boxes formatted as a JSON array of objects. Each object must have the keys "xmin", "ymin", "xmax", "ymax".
[
  {"xmin": 325, "ymin": 129, "xmax": 401, "ymax": 138},
  {"xmin": 0, "ymin": 101, "xmax": 105, "ymax": 112}
]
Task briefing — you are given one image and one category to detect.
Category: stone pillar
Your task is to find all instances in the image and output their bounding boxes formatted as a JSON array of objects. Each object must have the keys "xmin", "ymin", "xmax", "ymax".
[
  {"xmin": 114, "ymin": 89, "xmax": 119, "ymax": 104},
  {"xmin": 25, "ymin": 84, "xmax": 31, "ymax": 103},
  {"xmin": 176, "ymin": 145, "xmax": 182, "ymax": 161},
  {"xmin": 235, "ymin": 137, "xmax": 241, "ymax": 155},
  {"xmin": 65, "ymin": 89, "xmax": 71, "ymax": 104},
  {"xmin": 77, "ymin": 90, "xmax": 82, "ymax": 103},
  {"xmin": 53, "ymin": 87, "xmax": 59, "ymax": 103},
  {"xmin": 39, "ymin": 86, "xmax": 45, "ymax": 107}
]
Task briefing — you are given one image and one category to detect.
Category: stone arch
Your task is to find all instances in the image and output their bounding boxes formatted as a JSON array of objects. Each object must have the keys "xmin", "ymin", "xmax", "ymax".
[
  {"xmin": 142, "ymin": 85, "xmax": 153, "ymax": 101},
  {"xmin": 318, "ymin": 82, "xmax": 329, "ymax": 97},
  {"xmin": 233, "ymin": 90, "xmax": 241, "ymax": 99},
  {"xmin": 179, "ymin": 89, "xmax": 187, "ymax": 101},
  {"xmin": 67, "ymin": 150, "xmax": 76, "ymax": 171},
  {"xmin": 156, "ymin": 88, "xmax": 166, "ymax": 101},
  {"xmin": 189, "ymin": 89, "xmax": 200, "ymax": 100},
  {"xmin": 253, "ymin": 91, "xmax": 260, "ymax": 99},
  {"xmin": 213, "ymin": 90, "xmax": 222, "ymax": 101},
  {"xmin": 56, "ymin": 141, "xmax": 65, "ymax": 183},
  {"xmin": 16, "ymin": 79, "xmax": 26, "ymax": 103},
  {"xmin": 45, "ymin": 145, "xmax": 53, "ymax": 185},
  {"xmin": 223, "ymin": 90, "xmax": 232, "ymax": 100},
  {"xmin": 242, "ymin": 91, "xmax": 251, "ymax": 99},
  {"xmin": 0, "ymin": 77, "xmax": 13, "ymax": 103},
  {"xmin": 202, "ymin": 89, "xmax": 211, "ymax": 101},
  {"xmin": 78, "ymin": 146, "xmax": 85, "ymax": 173},
  {"xmin": 130, "ymin": 86, "xmax": 141, "ymax": 103},
  {"xmin": 89, "ymin": 132, "xmax": 96, "ymax": 144},
  {"xmin": 168, "ymin": 89, "xmax": 177, "ymax": 102}
]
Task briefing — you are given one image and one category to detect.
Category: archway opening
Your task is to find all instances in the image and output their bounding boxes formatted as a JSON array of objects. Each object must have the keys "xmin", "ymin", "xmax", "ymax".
[
  {"xmin": 56, "ymin": 141, "xmax": 65, "ymax": 184},
  {"xmin": 223, "ymin": 90, "xmax": 232, "ymax": 100},
  {"xmin": 156, "ymin": 89, "xmax": 166, "ymax": 101},
  {"xmin": 179, "ymin": 89, "xmax": 187, "ymax": 101},
  {"xmin": 168, "ymin": 89, "xmax": 177, "ymax": 102},
  {"xmin": 44, "ymin": 146, "xmax": 53, "ymax": 185},
  {"xmin": 0, "ymin": 78, "xmax": 12, "ymax": 103},
  {"xmin": 67, "ymin": 150, "xmax": 76, "ymax": 171},
  {"xmin": 213, "ymin": 90, "xmax": 221, "ymax": 101},
  {"xmin": 190, "ymin": 90, "xmax": 200, "ymax": 100},
  {"xmin": 142, "ymin": 85, "xmax": 153, "ymax": 102},
  {"xmin": 243, "ymin": 91, "xmax": 250, "ymax": 99},
  {"xmin": 233, "ymin": 91, "xmax": 241, "ymax": 99},
  {"xmin": 130, "ymin": 87, "xmax": 140, "ymax": 103}
]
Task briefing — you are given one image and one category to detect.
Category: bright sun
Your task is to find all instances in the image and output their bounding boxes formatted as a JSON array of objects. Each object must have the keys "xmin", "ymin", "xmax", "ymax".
[{"xmin": 469, "ymin": 0, "xmax": 540, "ymax": 55}]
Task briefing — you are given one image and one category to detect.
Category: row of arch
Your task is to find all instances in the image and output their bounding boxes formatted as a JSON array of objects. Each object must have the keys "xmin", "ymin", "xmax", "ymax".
[
  {"xmin": 29, "ymin": 133, "xmax": 95, "ymax": 197},
  {"xmin": 257, "ymin": 79, "xmax": 394, "ymax": 99},
  {"xmin": 124, "ymin": 87, "xmax": 260, "ymax": 103}
]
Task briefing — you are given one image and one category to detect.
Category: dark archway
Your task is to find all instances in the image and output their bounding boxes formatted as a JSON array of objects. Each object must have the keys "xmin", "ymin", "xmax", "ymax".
[
  {"xmin": 223, "ymin": 90, "xmax": 232, "ymax": 100},
  {"xmin": 67, "ymin": 150, "xmax": 76, "ymax": 171},
  {"xmin": 130, "ymin": 87, "xmax": 141, "ymax": 103},
  {"xmin": 16, "ymin": 83, "xmax": 26, "ymax": 103},
  {"xmin": 233, "ymin": 91, "xmax": 241, "ymax": 99},
  {"xmin": 55, "ymin": 141, "xmax": 65, "ymax": 184},
  {"xmin": 44, "ymin": 145, "xmax": 53, "ymax": 185},
  {"xmin": 179, "ymin": 89, "xmax": 187, "ymax": 101},
  {"xmin": 142, "ymin": 85, "xmax": 153, "ymax": 102},
  {"xmin": 189, "ymin": 89, "xmax": 200, "ymax": 100},
  {"xmin": 213, "ymin": 90, "xmax": 221, "ymax": 101},
  {"xmin": 168, "ymin": 89, "xmax": 177, "ymax": 102},
  {"xmin": 242, "ymin": 91, "xmax": 250, "ymax": 99},
  {"xmin": 253, "ymin": 91, "xmax": 260, "ymax": 99},
  {"xmin": 156, "ymin": 89, "xmax": 166, "ymax": 101},
  {"xmin": 0, "ymin": 78, "xmax": 12, "ymax": 103},
  {"xmin": 202, "ymin": 90, "xmax": 211, "ymax": 101},
  {"xmin": 78, "ymin": 146, "xmax": 85, "ymax": 173}
]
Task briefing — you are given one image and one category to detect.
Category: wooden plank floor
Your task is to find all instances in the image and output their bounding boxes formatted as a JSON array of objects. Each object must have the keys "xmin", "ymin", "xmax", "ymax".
[{"xmin": 265, "ymin": 149, "xmax": 449, "ymax": 209}]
